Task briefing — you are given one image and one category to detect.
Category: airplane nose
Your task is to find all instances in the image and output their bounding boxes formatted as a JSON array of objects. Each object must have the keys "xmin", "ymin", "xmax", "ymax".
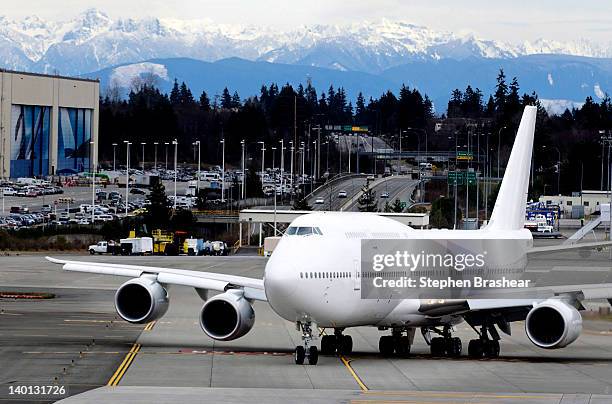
[{"xmin": 264, "ymin": 250, "xmax": 298, "ymax": 312}]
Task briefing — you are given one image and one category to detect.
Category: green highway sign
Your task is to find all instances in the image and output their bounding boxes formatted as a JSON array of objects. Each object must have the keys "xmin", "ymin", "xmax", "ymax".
[
  {"xmin": 456, "ymin": 151, "xmax": 473, "ymax": 161},
  {"xmin": 448, "ymin": 171, "xmax": 477, "ymax": 186}
]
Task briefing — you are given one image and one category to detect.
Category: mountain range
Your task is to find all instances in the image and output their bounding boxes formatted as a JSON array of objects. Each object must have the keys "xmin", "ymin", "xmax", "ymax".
[{"xmin": 1, "ymin": 9, "xmax": 611, "ymax": 112}]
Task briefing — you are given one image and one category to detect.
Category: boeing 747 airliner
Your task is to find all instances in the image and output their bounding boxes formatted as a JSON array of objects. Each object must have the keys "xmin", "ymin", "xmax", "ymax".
[{"xmin": 48, "ymin": 106, "xmax": 612, "ymax": 365}]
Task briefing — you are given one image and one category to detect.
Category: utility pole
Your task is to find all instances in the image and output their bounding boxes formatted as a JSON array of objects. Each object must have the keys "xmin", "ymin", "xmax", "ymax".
[
  {"xmin": 140, "ymin": 142, "xmax": 146, "ymax": 171},
  {"xmin": 279, "ymin": 139, "xmax": 284, "ymax": 199},
  {"xmin": 153, "ymin": 142, "xmax": 158, "ymax": 171},
  {"xmin": 220, "ymin": 138, "xmax": 225, "ymax": 202},
  {"xmin": 173, "ymin": 139, "xmax": 178, "ymax": 210},
  {"xmin": 124, "ymin": 141, "xmax": 131, "ymax": 217},
  {"xmin": 259, "ymin": 141, "xmax": 265, "ymax": 188},
  {"xmin": 241, "ymin": 139, "xmax": 245, "ymax": 199},
  {"xmin": 90, "ymin": 140, "xmax": 96, "ymax": 225},
  {"xmin": 164, "ymin": 142, "xmax": 169, "ymax": 171},
  {"xmin": 112, "ymin": 143, "xmax": 117, "ymax": 172},
  {"xmin": 193, "ymin": 140, "xmax": 201, "ymax": 194}
]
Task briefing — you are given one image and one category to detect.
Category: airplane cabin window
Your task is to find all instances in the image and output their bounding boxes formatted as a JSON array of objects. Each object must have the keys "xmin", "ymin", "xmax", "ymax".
[
  {"xmin": 286, "ymin": 227, "xmax": 298, "ymax": 235},
  {"xmin": 296, "ymin": 227, "xmax": 314, "ymax": 236}
]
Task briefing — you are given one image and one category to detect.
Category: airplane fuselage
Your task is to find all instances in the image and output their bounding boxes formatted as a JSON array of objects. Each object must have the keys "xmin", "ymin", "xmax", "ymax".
[{"xmin": 264, "ymin": 212, "xmax": 533, "ymax": 329}]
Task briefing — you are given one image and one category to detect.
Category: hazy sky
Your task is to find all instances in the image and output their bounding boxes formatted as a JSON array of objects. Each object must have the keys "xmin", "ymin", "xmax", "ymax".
[{"xmin": 4, "ymin": 0, "xmax": 612, "ymax": 44}]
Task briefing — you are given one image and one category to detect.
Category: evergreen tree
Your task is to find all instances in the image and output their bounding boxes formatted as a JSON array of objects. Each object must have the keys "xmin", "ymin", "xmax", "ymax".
[
  {"xmin": 494, "ymin": 69, "xmax": 508, "ymax": 114},
  {"xmin": 231, "ymin": 91, "xmax": 242, "ymax": 108},
  {"xmin": 146, "ymin": 182, "xmax": 170, "ymax": 227},
  {"xmin": 199, "ymin": 90, "xmax": 210, "ymax": 111},
  {"xmin": 179, "ymin": 82, "xmax": 195, "ymax": 106},
  {"xmin": 506, "ymin": 77, "xmax": 521, "ymax": 116},
  {"xmin": 169, "ymin": 79, "xmax": 180, "ymax": 106},
  {"xmin": 245, "ymin": 167, "xmax": 263, "ymax": 198},
  {"xmin": 355, "ymin": 92, "xmax": 366, "ymax": 121},
  {"xmin": 358, "ymin": 180, "xmax": 378, "ymax": 212},
  {"xmin": 430, "ymin": 196, "xmax": 460, "ymax": 229},
  {"xmin": 390, "ymin": 198, "xmax": 404, "ymax": 213},
  {"xmin": 221, "ymin": 87, "xmax": 233, "ymax": 109}
]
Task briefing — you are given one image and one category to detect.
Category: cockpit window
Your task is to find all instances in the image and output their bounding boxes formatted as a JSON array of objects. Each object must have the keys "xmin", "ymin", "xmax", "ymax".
[{"xmin": 285, "ymin": 226, "xmax": 322, "ymax": 236}]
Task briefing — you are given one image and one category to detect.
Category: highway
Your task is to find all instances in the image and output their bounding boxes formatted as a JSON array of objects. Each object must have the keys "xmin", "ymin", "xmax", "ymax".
[{"xmin": 307, "ymin": 175, "xmax": 368, "ymax": 211}]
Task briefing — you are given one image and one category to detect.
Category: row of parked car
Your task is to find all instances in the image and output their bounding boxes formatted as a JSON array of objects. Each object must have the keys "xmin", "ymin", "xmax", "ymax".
[
  {"xmin": 1, "ymin": 179, "xmax": 64, "ymax": 198},
  {"xmin": 0, "ymin": 211, "xmax": 47, "ymax": 228}
]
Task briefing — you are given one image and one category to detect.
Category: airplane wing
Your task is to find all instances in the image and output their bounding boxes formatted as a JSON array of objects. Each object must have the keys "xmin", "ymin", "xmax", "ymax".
[{"xmin": 45, "ymin": 257, "xmax": 267, "ymax": 301}]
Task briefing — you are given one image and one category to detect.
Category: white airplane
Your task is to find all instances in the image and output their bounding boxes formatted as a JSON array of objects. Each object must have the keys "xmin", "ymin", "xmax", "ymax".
[{"xmin": 48, "ymin": 106, "xmax": 612, "ymax": 365}]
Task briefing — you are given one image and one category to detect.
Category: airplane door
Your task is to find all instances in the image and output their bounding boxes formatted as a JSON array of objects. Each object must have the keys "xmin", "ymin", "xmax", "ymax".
[{"xmin": 353, "ymin": 259, "xmax": 361, "ymax": 290}]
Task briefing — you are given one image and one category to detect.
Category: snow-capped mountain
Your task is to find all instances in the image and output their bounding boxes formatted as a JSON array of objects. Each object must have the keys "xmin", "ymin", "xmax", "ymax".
[{"xmin": 1, "ymin": 8, "xmax": 612, "ymax": 76}]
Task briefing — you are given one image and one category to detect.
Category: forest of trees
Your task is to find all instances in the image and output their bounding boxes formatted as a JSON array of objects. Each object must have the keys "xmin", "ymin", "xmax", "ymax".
[{"xmin": 98, "ymin": 70, "xmax": 612, "ymax": 197}]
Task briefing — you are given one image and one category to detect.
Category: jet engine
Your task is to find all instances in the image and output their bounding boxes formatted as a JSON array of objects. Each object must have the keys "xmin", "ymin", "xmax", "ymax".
[
  {"xmin": 199, "ymin": 290, "xmax": 255, "ymax": 341},
  {"xmin": 525, "ymin": 299, "xmax": 582, "ymax": 349},
  {"xmin": 114, "ymin": 277, "xmax": 169, "ymax": 323}
]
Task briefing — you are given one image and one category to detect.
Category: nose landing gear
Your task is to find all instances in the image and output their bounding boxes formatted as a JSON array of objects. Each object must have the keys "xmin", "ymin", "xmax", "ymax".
[{"xmin": 295, "ymin": 321, "xmax": 318, "ymax": 365}]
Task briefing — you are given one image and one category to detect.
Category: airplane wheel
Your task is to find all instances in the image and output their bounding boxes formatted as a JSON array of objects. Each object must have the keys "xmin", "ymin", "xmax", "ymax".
[
  {"xmin": 321, "ymin": 335, "xmax": 336, "ymax": 355},
  {"xmin": 308, "ymin": 346, "xmax": 319, "ymax": 365},
  {"xmin": 338, "ymin": 335, "xmax": 353, "ymax": 355},
  {"xmin": 395, "ymin": 336, "xmax": 411, "ymax": 357},
  {"xmin": 468, "ymin": 339, "xmax": 484, "ymax": 358},
  {"xmin": 430, "ymin": 337, "xmax": 446, "ymax": 356},
  {"xmin": 484, "ymin": 340, "xmax": 500, "ymax": 358},
  {"xmin": 447, "ymin": 337, "xmax": 462, "ymax": 357},
  {"xmin": 379, "ymin": 336, "xmax": 395, "ymax": 356},
  {"xmin": 295, "ymin": 346, "xmax": 305, "ymax": 364}
]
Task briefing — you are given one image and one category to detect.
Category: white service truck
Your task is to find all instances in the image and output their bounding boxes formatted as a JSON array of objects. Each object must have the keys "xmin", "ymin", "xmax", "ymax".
[
  {"xmin": 119, "ymin": 237, "xmax": 153, "ymax": 255},
  {"xmin": 88, "ymin": 240, "xmax": 119, "ymax": 255}
]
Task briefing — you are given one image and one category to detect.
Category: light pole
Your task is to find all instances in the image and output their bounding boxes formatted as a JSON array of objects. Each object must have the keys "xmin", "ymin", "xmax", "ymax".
[
  {"xmin": 90, "ymin": 141, "xmax": 96, "ymax": 225},
  {"xmin": 258, "ymin": 141, "xmax": 265, "ymax": 188},
  {"xmin": 290, "ymin": 142, "xmax": 295, "ymax": 197},
  {"xmin": 271, "ymin": 146, "xmax": 276, "ymax": 173},
  {"xmin": 325, "ymin": 141, "xmax": 329, "ymax": 173},
  {"xmin": 312, "ymin": 141, "xmax": 316, "ymax": 189},
  {"xmin": 497, "ymin": 126, "xmax": 506, "ymax": 177},
  {"xmin": 140, "ymin": 142, "xmax": 146, "ymax": 172},
  {"xmin": 193, "ymin": 140, "xmax": 201, "ymax": 194},
  {"xmin": 279, "ymin": 140, "xmax": 285, "ymax": 198},
  {"xmin": 220, "ymin": 138, "xmax": 225, "ymax": 202},
  {"xmin": 112, "ymin": 143, "xmax": 117, "ymax": 172},
  {"xmin": 124, "ymin": 141, "xmax": 131, "ymax": 217},
  {"xmin": 153, "ymin": 142, "xmax": 158, "ymax": 171},
  {"xmin": 173, "ymin": 139, "xmax": 178, "ymax": 210},
  {"xmin": 397, "ymin": 130, "xmax": 406, "ymax": 175},
  {"xmin": 241, "ymin": 140, "xmax": 245, "ymax": 199},
  {"xmin": 164, "ymin": 142, "xmax": 169, "ymax": 171}
]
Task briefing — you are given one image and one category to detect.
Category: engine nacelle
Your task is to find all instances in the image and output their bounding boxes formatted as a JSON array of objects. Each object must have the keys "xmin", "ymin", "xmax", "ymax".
[
  {"xmin": 525, "ymin": 299, "xmax": 582, "ymax": 349},
  {"xmin": 114, "ymin": 277, "xmax": 169, "ymax": 324},
  {"xmin": 199, "ymin": 290, "xmax": 255, "ymax": 341}
]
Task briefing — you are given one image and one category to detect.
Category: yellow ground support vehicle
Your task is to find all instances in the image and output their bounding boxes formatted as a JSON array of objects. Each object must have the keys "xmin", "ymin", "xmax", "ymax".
[{"xmin": 152, "ymin": 229, "xmax": 174, "ymax": 255}]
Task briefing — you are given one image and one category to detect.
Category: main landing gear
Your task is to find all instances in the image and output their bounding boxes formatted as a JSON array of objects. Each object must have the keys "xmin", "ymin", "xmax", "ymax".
[
  {"xmin": 423, "ymin": 326, "xmax": 462, "ymax": 357},
  {"xmin": 321, "ymin": 328, "xmax": 353, "ymax": 355},
  {"xmin": 294, "ymin": 321, "xmax": 318, "ymax": 365},
  {"xmin": 378, "ymin": 328, "xmax": 413, "ymax": 357},
  {"xmin": 467, "ymin": 324, "xmax": 500, "ymax": 359}
]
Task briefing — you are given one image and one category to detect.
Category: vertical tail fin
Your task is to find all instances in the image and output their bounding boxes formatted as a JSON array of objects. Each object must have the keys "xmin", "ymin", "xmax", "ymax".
[{"xmin": 486, "ymin": 106, "xmax": 537, "ymax": 231}]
